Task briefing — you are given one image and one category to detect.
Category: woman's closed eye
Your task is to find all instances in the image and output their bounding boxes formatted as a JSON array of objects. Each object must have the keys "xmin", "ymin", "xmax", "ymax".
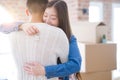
[
  {"xmin": 51, "ymin": 17, "xmax": 57, "ymax": 20},
  {"xmin": 43, "ymin": 15, "xmax": 48, "ymax": 18}
]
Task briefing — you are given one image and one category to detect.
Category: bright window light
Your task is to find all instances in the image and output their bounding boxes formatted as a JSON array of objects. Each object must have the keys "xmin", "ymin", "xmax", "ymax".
[
  {"xmin": 0, "ymin": 5, "xmax": 13, "ymax": 54},
  {"xmin": 112, "ymin": 3, "xmax": 120, "ymax": 79},
  {"xmin": 0, "ymin": 5, "xmax": 14, "ymax": 24},
  {"xmin": 89, "ymin": 2, "xmax": 103, "ymax": 22},
  {"xmin": 0, "ymin": 6, "xmax": 16, "ymax": 80}
]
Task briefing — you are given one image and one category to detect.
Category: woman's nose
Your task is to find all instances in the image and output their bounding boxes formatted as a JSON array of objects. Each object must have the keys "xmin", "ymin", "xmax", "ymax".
[{"xmin": 45, "ymin": 18, "xmax": 51, "ymax": 24}]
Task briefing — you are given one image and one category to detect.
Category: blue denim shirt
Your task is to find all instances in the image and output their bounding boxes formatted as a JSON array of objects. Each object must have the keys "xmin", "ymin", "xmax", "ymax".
[{"xmin": 45, "ymin": 35, "xmax": 82, "ymax": 80}]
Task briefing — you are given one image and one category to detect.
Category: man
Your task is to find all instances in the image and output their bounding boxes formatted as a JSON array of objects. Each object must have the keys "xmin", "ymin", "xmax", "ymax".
[{"xmin": 10, "ymin": 0, "xmax": 69, "ymax": 80}]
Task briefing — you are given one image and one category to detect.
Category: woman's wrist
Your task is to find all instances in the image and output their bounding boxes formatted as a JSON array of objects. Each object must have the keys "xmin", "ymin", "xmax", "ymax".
[
  {"xmin": 37, "ymin": 65, "xmax": 46, "ymax": 76},
  {"xmin": 18, "ymin": 24, "xmax": 23, "ymax": 30},
  {"xmin": 41, "ymin": 66, "xmax": 46, "ymax": 76}
]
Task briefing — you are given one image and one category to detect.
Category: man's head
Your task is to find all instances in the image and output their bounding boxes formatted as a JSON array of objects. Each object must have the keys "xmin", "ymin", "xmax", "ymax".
[{"xmin": 26, "ymin": 0, "xmax": 48, "ymax": 16}]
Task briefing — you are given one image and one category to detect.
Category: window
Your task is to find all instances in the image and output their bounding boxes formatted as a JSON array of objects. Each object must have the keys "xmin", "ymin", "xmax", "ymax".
[
  {"xmin": 112, "ymin": 3, "xmax": 120, "ymax": 79},
  {"xmin": 0, "ymin": 6, "xmax": 14, "ymax": 24},
  {"xmin": 0, "ymin": 6, "xmax": 16, "ymax": 80},
  {"xmin": 89, "ymin": 2, "xmax": 103, "ymax": 22}
]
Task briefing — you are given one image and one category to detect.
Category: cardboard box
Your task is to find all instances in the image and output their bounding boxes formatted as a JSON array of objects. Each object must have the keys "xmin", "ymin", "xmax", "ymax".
[
  {"xmin": 81, "ymin": 71, "xmax": 112, "ymax": 80},
  {"xmin": 71, "ymin": 21, "xmax": 107, "ymax": 43},
  {"xmin": 78, "ymin": 43, "xmax": 116, "ymax": 73}
]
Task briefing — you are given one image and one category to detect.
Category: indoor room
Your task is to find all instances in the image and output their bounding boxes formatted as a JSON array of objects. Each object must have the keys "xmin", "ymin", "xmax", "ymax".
[{"xmin": 0, "ymin": 0, "xmax": 119, "ymax": 80}]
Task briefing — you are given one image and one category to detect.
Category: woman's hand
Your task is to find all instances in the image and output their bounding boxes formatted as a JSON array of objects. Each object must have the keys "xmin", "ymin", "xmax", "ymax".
[
  {"xmin": 19, "ymin": 24, "xmax": 39, "ymax": 35},
  {"xmin": 24, "ymin": 62, "xmax": 46, "ymax": 77}
]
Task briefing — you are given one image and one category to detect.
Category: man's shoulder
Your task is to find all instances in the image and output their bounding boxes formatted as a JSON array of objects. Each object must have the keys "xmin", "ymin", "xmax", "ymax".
[{"xmin": 30, "ymin": 23, "xmax": 64, "ymax": 33}]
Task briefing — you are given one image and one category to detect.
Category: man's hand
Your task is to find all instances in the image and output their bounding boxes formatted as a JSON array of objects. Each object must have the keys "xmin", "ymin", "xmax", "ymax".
[
  {"xmin": 19, "ymin": 24, "xmax": 39, "ymax": 35},
  {"xmin": 24, "ymin": 62, "xmax": 46, "ymax": 77}
]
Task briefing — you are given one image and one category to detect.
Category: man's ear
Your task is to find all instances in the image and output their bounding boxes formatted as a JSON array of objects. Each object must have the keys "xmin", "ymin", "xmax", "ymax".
[{"xmin": 25, "ymin": 8, "xmax": 30, "ymax": 16}]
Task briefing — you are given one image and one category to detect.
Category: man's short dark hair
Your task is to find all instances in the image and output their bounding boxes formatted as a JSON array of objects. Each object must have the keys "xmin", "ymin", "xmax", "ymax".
[{"xmin": 26, "ymin": 0, "xmax": 48, "ymax": 13}]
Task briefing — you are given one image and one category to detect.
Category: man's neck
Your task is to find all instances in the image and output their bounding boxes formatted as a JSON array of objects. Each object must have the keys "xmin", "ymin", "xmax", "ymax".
[{"xmin": 30, "ymin": 14, "xmax": 43, "ymax": 23}]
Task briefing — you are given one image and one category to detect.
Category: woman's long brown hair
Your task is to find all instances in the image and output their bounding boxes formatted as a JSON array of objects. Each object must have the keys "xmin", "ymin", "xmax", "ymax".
[
  {"xmin": 76, "ymin": 72, "xmax": 82, "ymax": 80},
  {"xmin": 47, "ymin": 0, "xmax": 72, "ymax": 40}
]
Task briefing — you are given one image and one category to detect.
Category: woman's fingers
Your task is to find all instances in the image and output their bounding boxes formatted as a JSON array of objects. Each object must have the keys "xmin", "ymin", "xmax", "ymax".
[
  {"xmin": 23, "ymin": 62, "xmax": 45, "ymax": 76},
  {"xmin": 32, "ymin": 26, "xmax": 39, "ymax": 33},
  {"xmin": 29, "ymin": 26, "xmax": 39, "ymax": 35},
  {"xmin": 24, "ymin": 63, "xmax": 34, "ymax": 75},
  {"xmin": 28, "ymin": 26, "xmax": 39, "ymax": 35},
  {"xmin": 22, "ymin": 25, "xmax": 39, "ymax": 35}
]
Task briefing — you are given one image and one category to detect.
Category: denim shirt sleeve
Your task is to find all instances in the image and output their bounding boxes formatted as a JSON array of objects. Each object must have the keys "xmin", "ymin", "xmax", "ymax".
[
  {"xmin": 0, "ymin": 22, "xmax": 23, "ymax": 34},
  {"xmin": 45, "ymin": 35, "xmax": 82, "ymax": 78}
]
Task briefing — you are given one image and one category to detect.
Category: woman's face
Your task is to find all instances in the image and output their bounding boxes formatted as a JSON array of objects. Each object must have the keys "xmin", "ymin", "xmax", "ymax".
[{"xmin": 43, "ymin": 7, "xmax": 59, "ymax": 27}]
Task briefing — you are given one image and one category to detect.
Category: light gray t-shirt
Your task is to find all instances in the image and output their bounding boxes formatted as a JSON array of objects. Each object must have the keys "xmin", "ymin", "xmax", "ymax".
[{"xmin": 10, "ymin": 23, "xmax": 69, "ymax": 80}]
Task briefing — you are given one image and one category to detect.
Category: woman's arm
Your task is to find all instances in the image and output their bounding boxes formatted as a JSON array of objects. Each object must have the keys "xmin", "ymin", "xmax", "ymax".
[
  {"xmin": 24, "ymin": 35, "xmax": 82, "ymax": 78},
  {"xmin": 0, "ymin": 22, "xmax": 23, "ymax": 33},
  {"xmin": 45, "ymin": 35, "xmax": 82, "ymax": 78}
]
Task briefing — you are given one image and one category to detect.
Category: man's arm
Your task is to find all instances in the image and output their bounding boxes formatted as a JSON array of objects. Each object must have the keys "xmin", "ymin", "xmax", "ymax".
[{"xmin": 0, "ymin": 22, "xmax": 23, "ymax": 33}]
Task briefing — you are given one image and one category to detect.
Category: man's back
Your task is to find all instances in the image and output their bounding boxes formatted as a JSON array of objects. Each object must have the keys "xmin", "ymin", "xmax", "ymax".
[{"xmin": 10, "ymin": 23, "xmax": 69, "ymax": 80}]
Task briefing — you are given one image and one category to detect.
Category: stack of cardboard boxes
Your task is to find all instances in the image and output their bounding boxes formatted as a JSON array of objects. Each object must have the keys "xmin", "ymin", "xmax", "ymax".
[{"xmin": 71, "ymin": 22, "xmax": 117, "ymax": 80}]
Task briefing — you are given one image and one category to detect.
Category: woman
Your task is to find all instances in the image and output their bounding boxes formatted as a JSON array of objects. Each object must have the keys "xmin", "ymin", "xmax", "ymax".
[{"xmin": 23, "ymin": 0, "xmax": 82, "ymax": 80}]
